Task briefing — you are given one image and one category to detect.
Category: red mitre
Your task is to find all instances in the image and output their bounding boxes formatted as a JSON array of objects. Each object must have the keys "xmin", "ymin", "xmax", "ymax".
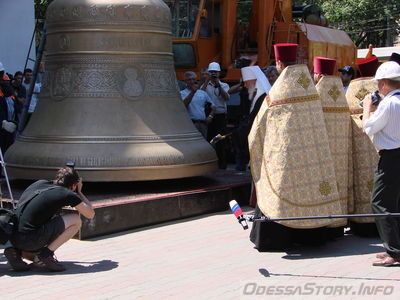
[
  {"xmin": 357, "ymin": 56, "xmax": 379, "ymax": 77},
  {"xmin": 314, "ymin": 56, "xmax": 336, "ymax": 75},
  {"xmin": 274, "ymin": 43, "xmax": 298, "ymax": 62}
]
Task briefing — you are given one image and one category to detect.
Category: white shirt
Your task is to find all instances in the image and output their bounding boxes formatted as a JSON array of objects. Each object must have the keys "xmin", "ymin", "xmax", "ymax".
[
  {"xmin": 202, "ymin": 81, "xmax": 230, "ymax": 114},
  {"xmin": 180, "ymin": 89, "xmax": 215, "ymax": 120},
  {"xmin": 364, "ymin": 89, "xmax": 400, "ymax": 150},
  {"xmin": 5, "ymin": 97, "xmax": 15, "ymax": 120},
  {"xmin": 23, "ymin": 82, "xmax": 41, "ymax": 113}
]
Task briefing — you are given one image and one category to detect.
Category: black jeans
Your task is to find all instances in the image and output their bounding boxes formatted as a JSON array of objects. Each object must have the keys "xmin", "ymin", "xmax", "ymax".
[
  {"xmin": 371, "ymin": 149, "xmax": 400, "ymax": 258},
  {"xmin": 207, "ymin": 114, "xmax": 227, "ymax": 169},
  {"xmin": 0, "ymin": 129, "xmax": 15, "ymax": 154}
]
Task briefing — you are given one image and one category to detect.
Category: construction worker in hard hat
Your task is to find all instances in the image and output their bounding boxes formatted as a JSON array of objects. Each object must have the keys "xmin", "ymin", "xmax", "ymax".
[{"xmin": 200, "ymin": 62, "xmax": 230, "ymax": 169}]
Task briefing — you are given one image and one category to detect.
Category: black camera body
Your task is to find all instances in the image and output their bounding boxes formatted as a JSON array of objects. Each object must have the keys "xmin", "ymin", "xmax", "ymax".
[
  {"xmin": 359, "ymin": 90, "xmax": 381, "ymax": 107},
  {"xmin": 234, "ymin": 58, "xmax": 251, "ymax": 69},
  {"xmin": 371, "ymin": 90, "xmax": 381, "ymax": 105}
]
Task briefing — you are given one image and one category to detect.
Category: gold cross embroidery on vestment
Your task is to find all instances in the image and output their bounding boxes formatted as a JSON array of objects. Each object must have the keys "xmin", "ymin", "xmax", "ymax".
[{"xmin": 297, "ymin": 73, "xmax": 311, "ymax": 90}]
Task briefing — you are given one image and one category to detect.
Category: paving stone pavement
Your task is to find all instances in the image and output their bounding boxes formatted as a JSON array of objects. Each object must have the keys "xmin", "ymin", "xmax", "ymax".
[{"xmin": 1, "ymin": 207, "xmax": 399, "ymax": 300}]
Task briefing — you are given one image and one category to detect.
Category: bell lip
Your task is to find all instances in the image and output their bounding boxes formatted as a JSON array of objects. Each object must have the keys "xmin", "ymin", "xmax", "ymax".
[
  {"xmin": 4, "ymin": 159, "xmax": 218, "ymax": 170},
  {"xmin": 5, "ymin": 161, "xmax": 219, "ymax": 182}
]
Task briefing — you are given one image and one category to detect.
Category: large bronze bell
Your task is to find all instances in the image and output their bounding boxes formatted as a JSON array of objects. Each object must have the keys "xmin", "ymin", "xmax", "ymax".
[{"xmin": 5, "ymin": 0, "xmax": 217, "ymax": 181}]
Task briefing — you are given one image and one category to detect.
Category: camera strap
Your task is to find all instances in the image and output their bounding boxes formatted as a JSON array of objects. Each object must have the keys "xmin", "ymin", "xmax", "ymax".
[{"xmin": 16, "ymin": 186, "xmax": 58, "ymax": 219}]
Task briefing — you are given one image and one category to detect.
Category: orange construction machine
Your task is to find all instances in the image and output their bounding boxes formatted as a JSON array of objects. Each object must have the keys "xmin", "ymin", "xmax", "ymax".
[{"xmin": 165, "ymin": 0, "xmax": 357, "ymax": 82}]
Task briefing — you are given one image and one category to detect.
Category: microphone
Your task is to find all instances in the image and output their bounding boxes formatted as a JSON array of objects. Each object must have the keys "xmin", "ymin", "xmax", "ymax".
[{"xmin": 229, "ymin": 200, "xmax": 248, "ymax": 230}]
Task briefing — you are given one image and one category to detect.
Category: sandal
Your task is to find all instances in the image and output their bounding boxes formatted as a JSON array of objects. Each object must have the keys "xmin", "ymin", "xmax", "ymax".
[
  {"xmin": 375, "ymin": 252, "xmax": 389, "ymax": 259},
  {"xmin": 372, "ymin": 256, "xmax": 400, "ymax": 267}
]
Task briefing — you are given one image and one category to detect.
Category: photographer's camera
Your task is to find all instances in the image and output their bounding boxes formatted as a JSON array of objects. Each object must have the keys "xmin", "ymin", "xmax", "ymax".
[{"xmin": 360, "ymin": 90, "xmax": 381, "ymax": 107}]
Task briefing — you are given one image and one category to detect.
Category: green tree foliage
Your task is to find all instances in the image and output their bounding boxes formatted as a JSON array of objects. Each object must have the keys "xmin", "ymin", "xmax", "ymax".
[
  {"xmin": 295, "ymin": 0, "xmax": 400, "ymax": 47},
  {"xmin": 34, "ymin": 0, "xmax": 54, "ymax": 35},
  {"xmin": 35, "ymin": 0, "xmax": 54, "ymax": 21},
  {"xmin": 35, "ymin": 0, "xmax": 399, "ymax": 48},
  {"xmin": 237, "ymin": 0, "xmax": 253, "ymax": 27}
]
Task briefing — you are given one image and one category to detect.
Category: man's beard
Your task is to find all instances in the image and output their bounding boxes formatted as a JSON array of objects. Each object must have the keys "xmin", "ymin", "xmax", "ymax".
[{"xmin": 248, "ymin": 85, "xmax": 256, "ymax": 100}]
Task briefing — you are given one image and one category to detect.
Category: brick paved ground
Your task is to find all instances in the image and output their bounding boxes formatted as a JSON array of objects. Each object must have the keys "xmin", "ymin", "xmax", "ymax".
[{"xmin": 1, "ymin": 207, "xmax": 400, "ymax": 300}]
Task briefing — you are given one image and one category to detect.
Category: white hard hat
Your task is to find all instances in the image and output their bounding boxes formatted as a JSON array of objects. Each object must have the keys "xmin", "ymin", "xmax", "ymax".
[
  {"xmin": 0, "ymin": 62, "xmax": 4, "ymax": 72},
  {"xmin": 374, "ymin": 61, "xmax": 400, "ymax": 81},
  {"xmin": 208, "ymin": 62, "xmax": 221, "ymax": 72}
]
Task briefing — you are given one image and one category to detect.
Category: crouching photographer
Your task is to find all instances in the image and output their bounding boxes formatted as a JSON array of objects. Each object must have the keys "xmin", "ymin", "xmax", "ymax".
[
  {"xmin": 4, "ymin": 165, "xmax": 95, "ymax": 272},
  {"xmin": 362, "ymin": 61, "xmax": 400, "ymax": 267}
]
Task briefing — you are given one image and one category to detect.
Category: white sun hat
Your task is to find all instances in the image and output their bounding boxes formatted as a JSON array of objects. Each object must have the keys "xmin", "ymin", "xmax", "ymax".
[{"xmin": 374, "ymin": 61, "xmax": 400, "ymax": 81}]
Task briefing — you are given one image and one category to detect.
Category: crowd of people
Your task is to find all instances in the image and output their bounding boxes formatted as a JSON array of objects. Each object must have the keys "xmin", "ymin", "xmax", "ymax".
[
  {"xmin": 179, "ymin": 61, "xmax": 283, "ymax": 170},
  {"xmin": 1, "ymin": 48, "xmax": 400, "ymax": 273},
  {"xmin": 249, "ymin": 46, "xmax": 400, "ymax": 267},
  {"xmin": 180, "ymin": 47, "xmax": 400, "ymax": 267},
  {"xmin": 0, "ymin": 62, "xmax": 41, "ymax": 155},
  {"xmin": 179, "ymin": 54, "xmax": 381, "ymax": 172}
]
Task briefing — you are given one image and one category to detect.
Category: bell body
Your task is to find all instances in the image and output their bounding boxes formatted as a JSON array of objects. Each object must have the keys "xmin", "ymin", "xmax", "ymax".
[{"xmin": 5, "ymin": 0, "xmax": 217, "ymax": 181}]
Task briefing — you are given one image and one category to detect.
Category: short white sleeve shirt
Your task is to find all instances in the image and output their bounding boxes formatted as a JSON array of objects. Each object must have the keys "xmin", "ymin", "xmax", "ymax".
[
  {"xmin": 23, "ymin": 82, "xmax": 41, "ymax": 113},
  {"xmin": 203, "ymin": 81, "xmax": 230, "ymax": 114},
  {"xmin": 180, "ymin": 89, "xmax": 215, "ymax": 120},
  {"xmin": 364, "ymin": 89, "xmax": 400, "ymax": 150}
]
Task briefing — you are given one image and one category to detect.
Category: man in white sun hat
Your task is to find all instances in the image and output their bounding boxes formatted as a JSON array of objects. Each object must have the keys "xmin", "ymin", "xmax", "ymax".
[{"xmin": 362, "ymin": 61, "xmax": 400, "ymax": 267}]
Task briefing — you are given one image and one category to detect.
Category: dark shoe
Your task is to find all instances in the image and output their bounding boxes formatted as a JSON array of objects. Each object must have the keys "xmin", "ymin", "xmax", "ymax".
[
  {"xmin": 376, "ymin": 252, "xmax": 389, "ymax": 259},
  {"xmin": 4, "ymin": 247, "xmax": 31, "ymax": 272},
  {"xmin": 372, "ymin": 256, "xmax": 400, "ymax": 267},
  {"xmin": 33, "ymin": 255, "xmax": 66, "ymax": 272}
]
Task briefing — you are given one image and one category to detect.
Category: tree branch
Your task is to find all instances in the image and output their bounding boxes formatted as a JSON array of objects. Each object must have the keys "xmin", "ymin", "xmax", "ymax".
[{"xmin": 355, "ymin": 32, "xmax": 368, "ymax": 47}]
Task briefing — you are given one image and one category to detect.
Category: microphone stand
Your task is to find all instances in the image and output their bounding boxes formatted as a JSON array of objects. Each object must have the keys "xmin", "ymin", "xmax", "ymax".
[{"xmin": 246, "ymin": 213, "xmax": 400, "ymax": 222}]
